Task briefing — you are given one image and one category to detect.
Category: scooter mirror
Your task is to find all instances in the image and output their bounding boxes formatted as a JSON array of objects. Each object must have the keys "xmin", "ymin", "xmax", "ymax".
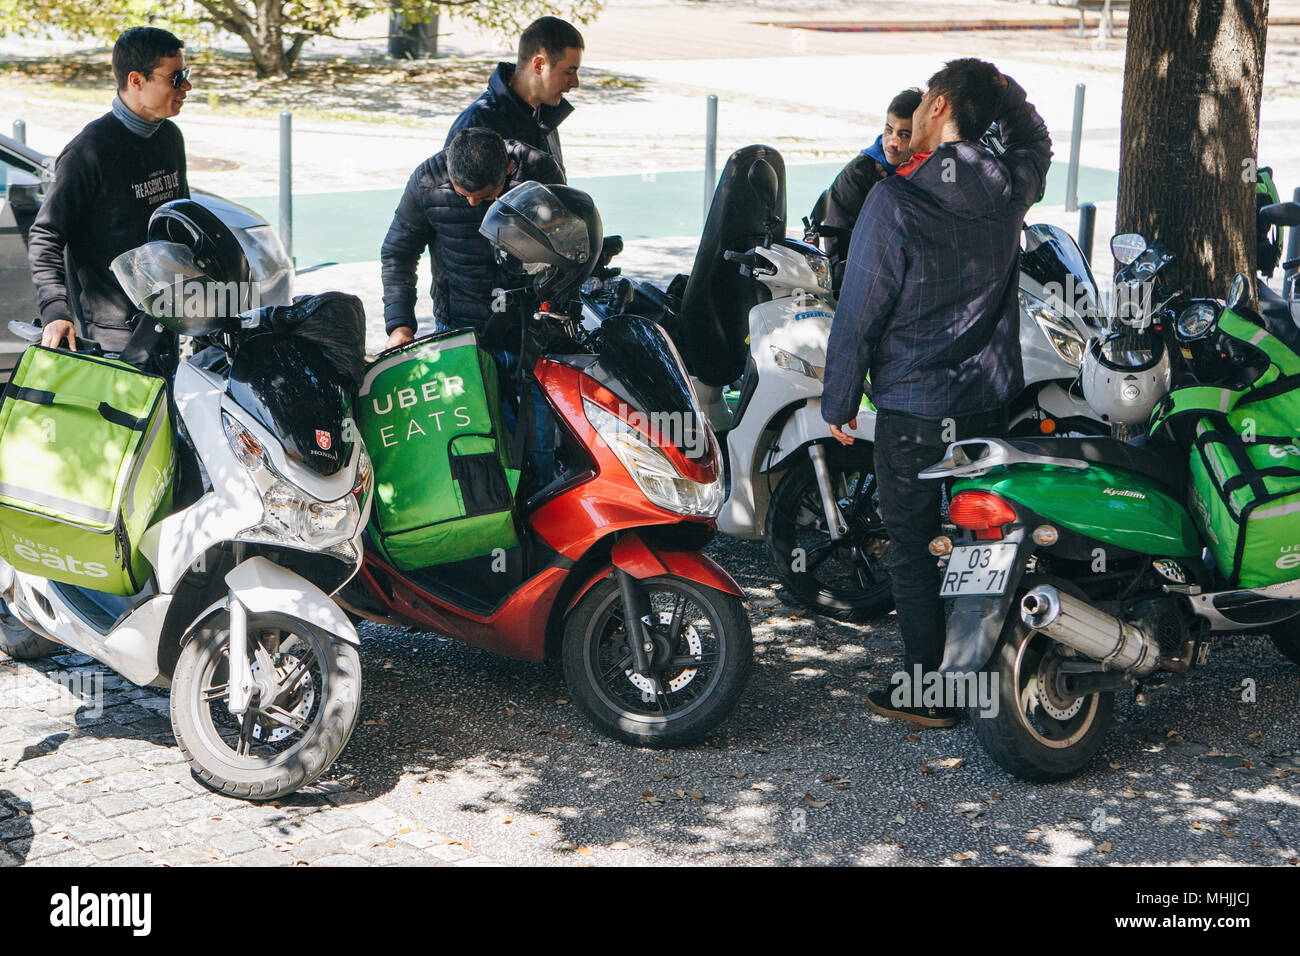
[
  {"xmin": 748, "ymin": 159, "xmax": 779, "ymax": 215},
  {"xmin": 1227, "ymin": 273, "xmax": 1251, "ymax": 311},
  {"xmin": 1110, "ymin": 233, "xmax": 1147, "ymax": 265},
  {"xmin": 1260, "ymin": 202, "xmax": 1300, "ymax": 228}
]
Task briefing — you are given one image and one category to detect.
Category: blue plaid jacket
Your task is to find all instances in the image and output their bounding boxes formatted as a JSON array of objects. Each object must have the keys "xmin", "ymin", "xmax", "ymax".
[{"xmin": 822, "ymin": 79, "xmax": 1052, "ymax": 424}]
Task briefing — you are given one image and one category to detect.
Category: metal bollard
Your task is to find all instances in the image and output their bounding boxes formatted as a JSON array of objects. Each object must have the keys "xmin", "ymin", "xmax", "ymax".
[
  {"xmin": 279, "ymin": 111, "xmax": 293, "ymax": 264},
  {"xmin": 1065, "ymin": 84, "xmax": 1085, "ymax": 213},
  {"xmin": 704, "ymin": 95, "xmax": 718, "ymax": 222},
  {"xmin": 1078, "ymin": 202, "xmax": 1096, "ymax": 266},
  {"xmin": 12, "ymin": 119, "xmax": 24, "ymax": 144}
]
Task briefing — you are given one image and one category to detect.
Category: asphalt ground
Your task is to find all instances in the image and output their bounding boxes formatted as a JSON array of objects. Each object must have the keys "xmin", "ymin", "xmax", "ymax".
[{"xmin": 333, "ymin": 534, "xmax": 1300, "ymax": 867}]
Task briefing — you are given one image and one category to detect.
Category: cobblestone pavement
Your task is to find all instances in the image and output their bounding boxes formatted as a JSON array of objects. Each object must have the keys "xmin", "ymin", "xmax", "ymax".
[
  {"xmin": 0, "ymin": 650, "xmax": 495, "ymax": 867},
  {"xmin": 4, "ymin": 536, "xmax": 1300, "ymax": 867}
]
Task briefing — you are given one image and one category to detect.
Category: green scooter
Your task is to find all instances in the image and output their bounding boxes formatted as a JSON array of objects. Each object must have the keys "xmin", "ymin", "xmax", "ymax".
[{"xmin": 920, "ymin": 233, "xmax": 1300, "ymax": 781}]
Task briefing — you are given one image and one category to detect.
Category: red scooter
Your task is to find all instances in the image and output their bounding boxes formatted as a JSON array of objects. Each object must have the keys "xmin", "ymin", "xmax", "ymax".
[{"xmin": 339, "ymin": 183, "xmax": 752, "ymax": 747}]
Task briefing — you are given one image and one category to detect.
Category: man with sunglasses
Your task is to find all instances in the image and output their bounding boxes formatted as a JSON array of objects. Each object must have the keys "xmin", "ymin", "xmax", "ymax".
[{"xmin": 29, "ymin": 26, "xmax": 192, "ymax": 356}]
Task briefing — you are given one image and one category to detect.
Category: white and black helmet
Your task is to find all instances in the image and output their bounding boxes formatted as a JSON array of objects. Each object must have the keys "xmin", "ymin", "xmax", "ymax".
[{"xmin": 1080, "ymin": 333, "xmax": 1172, "ymax": 429}]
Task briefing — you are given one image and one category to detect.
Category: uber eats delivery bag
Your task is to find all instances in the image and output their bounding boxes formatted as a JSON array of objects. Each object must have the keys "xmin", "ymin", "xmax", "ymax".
[
  {"xmin": 0, "ymin": 346, "xmax": 175, "ymax": 595},
  {"xmin": 1151, "ymin": 309, "xmax": 1300, "ymax": 588},
  {"xmin": 358, "ymin": 331, "xmax": 520, "ymax": 569}
]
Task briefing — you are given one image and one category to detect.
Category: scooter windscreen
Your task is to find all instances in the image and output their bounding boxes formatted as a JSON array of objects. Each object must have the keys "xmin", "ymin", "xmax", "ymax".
[
  {"xmin": 1020, "ymin": 224, "xmax": 1102, "ymax": 329},
  {"xmin": 227, "ymin": 332, "xmax": 354, "ymax": 477},
  {"xmin": 587, "ymin": 315, "xmax": 712, "ymax": 462}
]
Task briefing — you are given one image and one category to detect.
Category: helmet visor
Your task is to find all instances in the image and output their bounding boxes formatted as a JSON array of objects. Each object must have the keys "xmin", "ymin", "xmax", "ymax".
[
  {"xmin": 110, "ymin": 241, "xmax": 240, "ymax": 334},
  {"xmin": 485, "ymin": 181, "xmax": 590, "ymax": 265}
]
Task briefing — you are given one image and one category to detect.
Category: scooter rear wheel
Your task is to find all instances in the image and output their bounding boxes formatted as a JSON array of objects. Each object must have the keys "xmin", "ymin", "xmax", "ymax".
[
  {"xmin": 766, "ymin": 442, "xmax": 894, "ymax": 622},
  {"xmin": 972, "ymin": 582, "xmax": 1114, "ymax": 782},
  {"xmin": 563, "ymin": 575, "xmax": 751, "ymax": 748},
  {"xmin": 171, "ymin": 611, "xmax": 361, "ymax": 800}
]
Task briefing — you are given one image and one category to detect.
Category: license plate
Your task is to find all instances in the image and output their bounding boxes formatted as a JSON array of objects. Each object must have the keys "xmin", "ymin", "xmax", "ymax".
[{"xmin": 940, "ymin": 544, "xmax": 1019, "ymax": 597}]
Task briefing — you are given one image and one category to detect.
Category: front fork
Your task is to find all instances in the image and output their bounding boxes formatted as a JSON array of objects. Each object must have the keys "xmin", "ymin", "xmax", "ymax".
[
  {"xmin": 808, "ymin": 443, "xmax": 849, "ymax": 540},
  {"xmin": 226, "ymin": 595, "xmax": 255, "ymax": 717},
  {"xmin": 617, "ymin": 567, "xmax": 655, "ymax": 678}
]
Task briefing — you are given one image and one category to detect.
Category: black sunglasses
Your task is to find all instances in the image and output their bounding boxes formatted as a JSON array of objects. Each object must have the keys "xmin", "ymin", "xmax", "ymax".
[{"xmin": 153, "ymin": 66, "xmax": 191, "ymax": 89}]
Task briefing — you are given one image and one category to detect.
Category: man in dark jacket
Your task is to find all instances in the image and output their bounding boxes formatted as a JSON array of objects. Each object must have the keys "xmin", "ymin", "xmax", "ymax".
[
  {"xmin": 380, "ymin": 127, "xmax": 563, "ymax": 348},
  {"xmin": 818, "ymin": 88, "xmax": 922, "ymax": 264},
  {"xmin": 381, "ymin": 127, "xmax": 563, "ymax": 482},
  {"xmin": 29, "ymin": 26, "xmax": 191, "ymax": 355},
  {"xmin": 822, "ymin": 59, "xmax": 1051, "ymax": 727},
  {"xmin": 445, "ymin": 17, "xmax": 582, "ymax": 178}
]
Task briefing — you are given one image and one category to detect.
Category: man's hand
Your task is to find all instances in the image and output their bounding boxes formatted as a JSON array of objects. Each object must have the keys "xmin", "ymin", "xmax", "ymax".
[
  {"xmin": 830, "ymin": 418, "xmax": 857, "ymax": 446},
  {"xmin": 41, "ymin": 319, "xmax": 76, "ymax": 350},
  {"xmin": 385, "ymin": 325, "xmax": 415, "ymax": 350}
]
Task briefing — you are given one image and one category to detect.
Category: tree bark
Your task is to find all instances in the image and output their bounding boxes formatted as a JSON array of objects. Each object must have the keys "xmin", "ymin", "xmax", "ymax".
[{"xmin": 1116, "ymin": 0, "xmax": 1269, "ymax": 299}]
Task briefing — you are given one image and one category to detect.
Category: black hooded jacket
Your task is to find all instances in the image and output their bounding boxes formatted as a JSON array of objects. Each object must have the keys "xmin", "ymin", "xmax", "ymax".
[
  {"xmin": 380, "ymin": 140, "xmax": 563, "ymax": 339},
  {"xmin": 445, "ymin": 62, "xmax": 573, "ymax": 178}
]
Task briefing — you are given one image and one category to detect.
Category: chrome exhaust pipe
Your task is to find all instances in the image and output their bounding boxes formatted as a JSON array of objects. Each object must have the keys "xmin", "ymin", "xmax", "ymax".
[{"xmin": 1020, "ymin": 585, "xmax": 1160, "ymax": 676}]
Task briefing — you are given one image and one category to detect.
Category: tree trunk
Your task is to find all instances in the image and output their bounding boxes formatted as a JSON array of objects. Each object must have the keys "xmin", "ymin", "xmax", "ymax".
[
  {"xmin": 248, "ymin": 0, "xmax": 291, "ymax": 77},
  {"xmin": 1116, "ymin": 0, "xmax": 1269, "ymax": 299}
]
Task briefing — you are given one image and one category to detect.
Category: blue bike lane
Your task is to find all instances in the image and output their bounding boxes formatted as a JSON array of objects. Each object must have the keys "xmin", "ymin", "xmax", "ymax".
[{"xmin": 235, "ymin": 160, "xmax": 1118, "ymax": 269}]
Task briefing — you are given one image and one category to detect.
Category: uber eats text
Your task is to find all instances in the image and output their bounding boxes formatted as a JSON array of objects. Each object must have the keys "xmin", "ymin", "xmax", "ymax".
[{"xmin": 369, "ymin": 373, "xmax": 472, "ymax": 447}]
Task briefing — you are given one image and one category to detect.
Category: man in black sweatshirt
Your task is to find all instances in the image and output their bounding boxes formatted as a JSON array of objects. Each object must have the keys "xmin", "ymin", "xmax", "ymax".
[{"xmin": 29, "ymin": 26, "xmax": 191, "ymax": 355}]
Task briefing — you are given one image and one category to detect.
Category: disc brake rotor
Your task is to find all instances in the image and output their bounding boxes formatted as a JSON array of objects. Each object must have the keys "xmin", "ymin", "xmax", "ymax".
[
  {"xmin": 249, "ymin": 638, "xmax": 317, "ymax": 744},
  {"xmin": 1034, "ymin": 651, "xmax": 1083, "ymax": 721},
  {"xmin": 624, "ymin": 610, "xmax": 703, "ymax": 700}
]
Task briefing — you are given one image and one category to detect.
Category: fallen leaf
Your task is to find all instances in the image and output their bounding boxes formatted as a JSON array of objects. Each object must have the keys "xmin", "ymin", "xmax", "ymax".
[
  {"xmin": 609, "ymin": 842, "xmax": 631, "ymax": 851},
  {"xmin": 804, "ymin": 793, "xmax": 828, "ymax": 809},
  {"xmin": 954, "ymin": 852, "xmax": 971, "ymax": 861},
  {"xmin": 204, "ymin": 848, "xmax": 221, "ymax": 860},
  {"xmin": 576, "ymin": 847, "xmax": 592, "ymax": 856},
  {"xmin": 503, "ymin": 817, "xmax": 513, "ymax": 825},
  {"xmin": 1097, "ymin": 842, "xmax": 1112, "ymax": 853}
]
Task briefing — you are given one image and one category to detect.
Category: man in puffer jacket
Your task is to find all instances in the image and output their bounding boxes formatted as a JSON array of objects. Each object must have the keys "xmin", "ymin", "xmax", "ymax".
[
  {"xmin": 380, "ymin": 126, "xmax": 563, "ymax": 483},
  {"xmin": 380, "ymin": 127, "xmax": 562, "ymax": 349}
]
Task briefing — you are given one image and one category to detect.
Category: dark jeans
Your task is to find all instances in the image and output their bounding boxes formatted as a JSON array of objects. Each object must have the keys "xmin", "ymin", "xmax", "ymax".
[{"xmin": 874, "ymin": 407, "xmax": 1008, "ymax": 676}]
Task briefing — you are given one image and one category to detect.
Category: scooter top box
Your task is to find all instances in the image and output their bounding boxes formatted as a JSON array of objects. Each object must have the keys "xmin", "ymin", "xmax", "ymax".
[
  {"xmin": 358, "ymin": 330, "xmax": 520, "ymax": 570},
  {"xmin": 0, "ymin": 346, "xmax": 175, "ymax": 595}
]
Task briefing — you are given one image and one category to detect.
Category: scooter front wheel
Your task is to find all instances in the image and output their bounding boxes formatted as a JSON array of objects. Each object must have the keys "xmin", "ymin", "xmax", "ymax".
[
  {"xmin": 171, "ymin": 610, "xmax": 361, "ymax": 800},
  {"xmin": 766, "ymin": 442, "xmax": 894, "ymax": 622},
  {"xmin": 563, "ymin": 575, "xmax": 752, "ymax": 748}
]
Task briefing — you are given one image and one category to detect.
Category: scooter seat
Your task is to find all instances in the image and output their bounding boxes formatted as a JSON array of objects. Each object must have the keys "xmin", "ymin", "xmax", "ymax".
[{"xmin": 1009, "ymin": 436, "xmax": 1187, "ymax": 499}]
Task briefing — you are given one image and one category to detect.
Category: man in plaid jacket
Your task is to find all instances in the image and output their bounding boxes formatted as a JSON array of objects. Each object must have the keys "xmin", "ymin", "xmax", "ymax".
[{"xmin": 821, "ymin": 58, "xmax": 1051, "ymax": 727}]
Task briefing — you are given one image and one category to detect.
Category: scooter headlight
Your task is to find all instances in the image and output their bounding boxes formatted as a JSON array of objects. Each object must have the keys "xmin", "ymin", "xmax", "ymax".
[
  {"xmin": 247, "ymin": 479, "xmax": 359, "ymax": 550},
  {"xmin": 583, "ymin": 399, "xmax": 723, "ymax": 518},
  {"xmin": 1023, "ymin": 292, "xmax": 1085, "ymax": 367},
  {"xmin": 807, "ymin": 252, "xmax": 833, "ymax": 294}
]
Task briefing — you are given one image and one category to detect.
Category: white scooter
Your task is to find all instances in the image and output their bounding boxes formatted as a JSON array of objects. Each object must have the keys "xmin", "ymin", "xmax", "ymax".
[
  {"xmin": 584, "ymin": 145, "xmax": 1104, "ymax": 621},
  {"xmin": 0, "ymin": 201, "xmax": 372, "ymax": 800}
]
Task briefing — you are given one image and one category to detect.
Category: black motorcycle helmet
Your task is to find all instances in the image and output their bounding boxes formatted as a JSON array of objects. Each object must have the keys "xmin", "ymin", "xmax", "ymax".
[
  {"xmin": 479, "ymin": 182, "xmax": 602, "ymax": 302},
  {"xmin": 148, "ymin": 199, "xmax": 251, "ymax": 288}
]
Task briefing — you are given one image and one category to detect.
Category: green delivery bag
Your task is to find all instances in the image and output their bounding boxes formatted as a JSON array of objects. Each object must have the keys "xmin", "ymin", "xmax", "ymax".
[
  {"xmin": 1152, "ymin": 309, "xmax": 1300, "ymax": 588},
  {"xmin": 358, "ymin": 331, "xmax": 520, "ymax": 570},
  {"xmin": 0, "ymin": 347, "xmax": 175, "ymax": 595},
  {"xmin": 1188, "ymin": 417, "xmax": 1300, "ymax": 588}
]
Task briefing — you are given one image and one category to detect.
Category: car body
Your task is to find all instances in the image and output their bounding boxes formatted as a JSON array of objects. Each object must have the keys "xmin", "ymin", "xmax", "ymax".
[{"xmin": 0, "ymin": 131, "xmax": 291, "ymax": 382}]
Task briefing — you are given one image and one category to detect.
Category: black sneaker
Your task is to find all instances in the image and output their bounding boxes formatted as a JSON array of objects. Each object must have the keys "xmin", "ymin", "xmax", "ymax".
[{"xmin": 865, "ymin": 687, "xmax": 957, "ymax": 728}]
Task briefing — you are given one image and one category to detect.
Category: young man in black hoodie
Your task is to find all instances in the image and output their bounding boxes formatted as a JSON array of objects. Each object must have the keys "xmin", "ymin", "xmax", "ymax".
[
  {"xmin": 817, "ymin": 87, "xmax": 923, "ymax": 265},
  {"xmin": 29, "ymin": 27, "xmax": 191, "ymax": 355},
  {"xmin": 445, "ymin": 17, "xmax": 582, "ymax": 179},
  {"xmin": 822, "ymin": 59, "xmax": 1051, "ymax": 727}
]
